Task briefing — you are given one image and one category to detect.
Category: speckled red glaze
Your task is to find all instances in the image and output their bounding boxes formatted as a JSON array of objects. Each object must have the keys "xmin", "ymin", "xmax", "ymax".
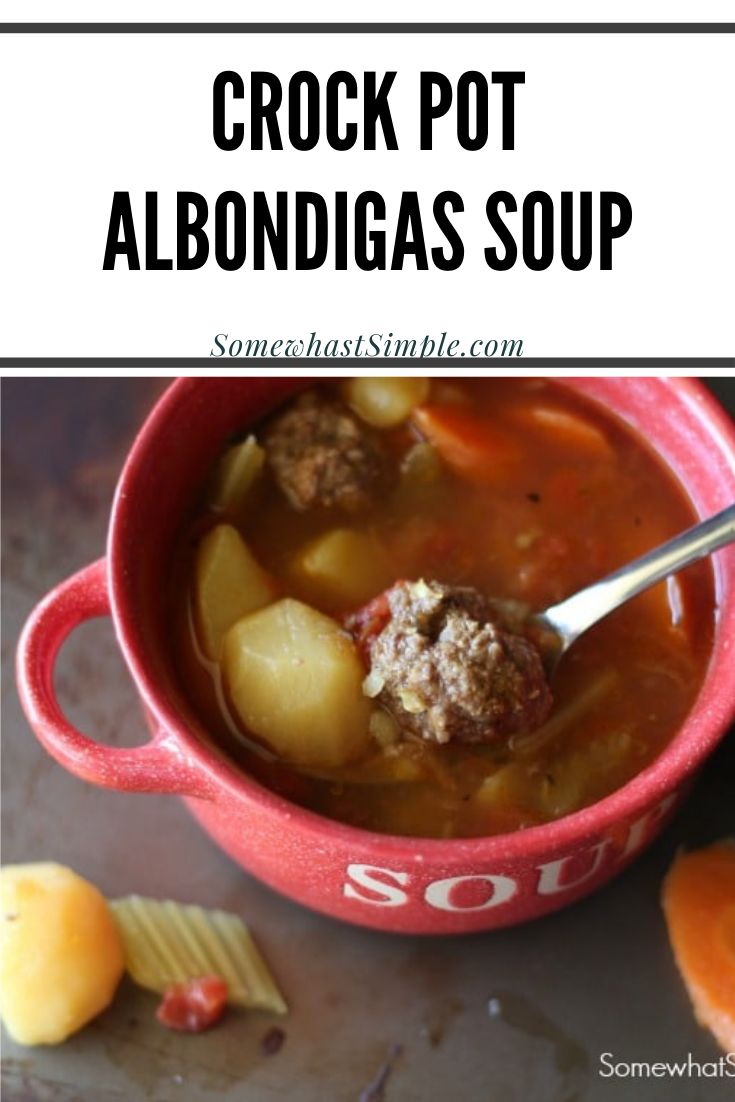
[{"xmin": 16, "ymin": 378, "xmax": 735, "ymax": 934}]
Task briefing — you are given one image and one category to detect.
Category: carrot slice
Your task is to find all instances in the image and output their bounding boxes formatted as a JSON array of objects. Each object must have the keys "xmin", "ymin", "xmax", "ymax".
[
  {"xmin": 513, "ymin": 404, "xmax": 613, "ymax": 457},
  {"xmin": 662, "ymin": 840, "xmax": 735, "ymax": 1052},
  {"xmin": 412, "ymin": 405, "xmax": 521, "ymax": 486}
]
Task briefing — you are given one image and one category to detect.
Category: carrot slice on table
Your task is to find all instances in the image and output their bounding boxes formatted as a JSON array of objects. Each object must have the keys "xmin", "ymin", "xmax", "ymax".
[
  {"xmin": 412, "ymin": 404, "xmax": 521, "ymax": 486},
  {"xmin": 512, "ymin": 404, "xmax": 613, "ymax": 457},
  {"xmin": 662, "ymin": 840, "xmax": 735, "ymax": 1052}
]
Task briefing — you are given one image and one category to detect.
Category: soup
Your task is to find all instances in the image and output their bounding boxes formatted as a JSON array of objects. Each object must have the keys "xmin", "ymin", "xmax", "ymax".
[{"xmin": 171, "ymin": 378, "xmax": 714, "ymax": 839}]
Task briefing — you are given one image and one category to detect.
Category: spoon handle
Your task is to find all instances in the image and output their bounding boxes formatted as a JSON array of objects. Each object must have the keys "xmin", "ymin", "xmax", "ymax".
[{"xmin": 543, "ymin": 502, "xmax": 735, "ymax": 650}]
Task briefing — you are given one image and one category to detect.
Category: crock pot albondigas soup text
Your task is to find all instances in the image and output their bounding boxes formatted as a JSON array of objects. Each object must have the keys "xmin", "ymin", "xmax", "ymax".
[{"xmin": 172, "ymin": 379, "xmax": 714, "ymax": 838}]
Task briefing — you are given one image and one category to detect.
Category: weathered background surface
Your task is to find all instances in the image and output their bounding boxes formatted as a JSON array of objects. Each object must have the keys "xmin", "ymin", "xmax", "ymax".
[{"xmin": 2, "ymin": 377, "xmax": 734, "ymax": 1102}]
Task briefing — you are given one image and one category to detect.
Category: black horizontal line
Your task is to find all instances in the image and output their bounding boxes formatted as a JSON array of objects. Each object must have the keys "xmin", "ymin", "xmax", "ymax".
[
  {"xmin": 1, "ymin": 23, "xmax": 732, "ymax": 34},
  {"xmin": 2, "ymin": 358, "xmax": 733, "ymax": 369}
]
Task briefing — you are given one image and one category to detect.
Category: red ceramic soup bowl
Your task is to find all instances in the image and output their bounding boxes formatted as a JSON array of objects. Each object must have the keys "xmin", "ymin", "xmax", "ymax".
[{"xmin": 16, "ymin": 378, "xmax": 735, "ymax": 934}]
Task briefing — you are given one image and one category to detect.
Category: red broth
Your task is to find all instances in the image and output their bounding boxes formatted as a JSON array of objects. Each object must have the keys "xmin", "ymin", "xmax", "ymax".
[{"xmin": 172, "ymin": 379, "xmax": 714, "ymax": 838}]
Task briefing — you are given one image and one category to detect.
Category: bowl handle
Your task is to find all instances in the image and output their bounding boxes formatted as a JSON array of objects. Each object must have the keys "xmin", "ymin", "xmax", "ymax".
[{"xmin": 16, "ymin": 559, "xmax": 213, "ymax": 799}]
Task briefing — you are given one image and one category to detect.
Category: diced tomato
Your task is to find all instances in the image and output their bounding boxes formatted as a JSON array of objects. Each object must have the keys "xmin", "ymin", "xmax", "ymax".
[
  {"xmin": 343, "ymin": 589, "xmax": 395, "ymax": 663},
  {"xmin": 412, "ymin": 405, "xmax": 521, "ymax": 486},
  {"xmin": 156, "ymin": 975, "xmax": 228, "ymax": 1033}
]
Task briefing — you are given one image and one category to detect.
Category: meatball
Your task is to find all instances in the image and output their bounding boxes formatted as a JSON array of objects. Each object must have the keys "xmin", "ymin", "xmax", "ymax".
[
  {"xmin": 365, "ymin": 580, "xmax": 552, "ymax": 745},
  {"xmin": 263, "ymin": 391, "xmax": 386, "ymax": 512}
]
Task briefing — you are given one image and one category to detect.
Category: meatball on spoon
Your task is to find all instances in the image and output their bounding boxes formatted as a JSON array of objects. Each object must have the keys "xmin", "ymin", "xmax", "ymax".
[
  {"xmin": 534, "ymin": 502, "xmax": 735, "ymax": 672},
  {"xmin": 359, "ymin": 505, "xmax": 734, "ymax": 748}
]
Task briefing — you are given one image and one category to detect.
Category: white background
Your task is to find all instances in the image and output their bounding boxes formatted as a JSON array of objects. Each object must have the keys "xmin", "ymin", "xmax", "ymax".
[{"xmin": 0, "ymin": 19, "xmax": 733, "ymax": 359}]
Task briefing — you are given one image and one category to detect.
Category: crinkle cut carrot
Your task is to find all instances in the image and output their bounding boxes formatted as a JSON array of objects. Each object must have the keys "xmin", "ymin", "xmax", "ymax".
[{"xmin": 662, "ymin": 840, "xmax": 735, "ymax": 1053}]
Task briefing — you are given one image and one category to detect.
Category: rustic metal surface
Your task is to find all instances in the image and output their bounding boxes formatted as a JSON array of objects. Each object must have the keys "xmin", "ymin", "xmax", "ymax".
[{"xmin": 2, "ymin": 377, "xmax": 734, "ymax": 1102}]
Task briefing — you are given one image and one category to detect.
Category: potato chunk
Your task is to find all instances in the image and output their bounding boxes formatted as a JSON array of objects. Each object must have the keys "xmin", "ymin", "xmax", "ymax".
[
  {"xmin": 207, "ymin": 435, "xmax": 265, "ymax": 513},
  {"xmin": 0, "ymin": 863, "xmax": 124, "ymax": 1046},
  {"xmin": 195, "ymin": 524, "xmax": 274, "ymax": 660},
  {"xmin": 290, "ymin": 528, "xmax": 391, "ymax": 608},
  {"xmin": 343, "ymin": 377, "xmax": 429, "ymax": 428},
  {"xmin": 224, "ymin": 599, "xmax": 372, "ymax": 768}
]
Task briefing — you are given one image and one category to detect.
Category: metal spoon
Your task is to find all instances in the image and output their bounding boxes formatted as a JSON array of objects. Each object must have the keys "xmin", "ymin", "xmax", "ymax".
[{"xmin": 533, "ymin": 502, "xmax": 735, "ymax": 671}]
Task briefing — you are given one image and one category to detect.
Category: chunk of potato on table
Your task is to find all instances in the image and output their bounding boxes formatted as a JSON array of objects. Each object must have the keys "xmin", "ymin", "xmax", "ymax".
[
  {"xmin": 0, "ymin": 863, "xmax": 124, "ymax": 1045},
  {"xmin": 290, "ymin": 528, "xmax": 391, "ymax": 607},
  {"xmin": 195, "ymin": 524, "xmax": 274, "ymax": 660},
  {"xmin": 224, "ymin": 598, "xmax": 372, "ymax": 768},
  {"xmin": 343, "ymin": 377, "xmax": 429, "ymax": 428}
]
